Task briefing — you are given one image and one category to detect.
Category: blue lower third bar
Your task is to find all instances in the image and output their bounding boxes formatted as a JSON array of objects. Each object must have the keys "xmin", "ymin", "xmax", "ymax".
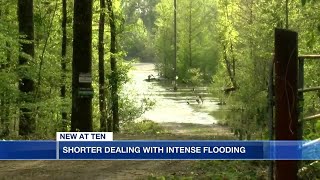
[
  {"xmin": 0, "ymin": 140, "xmax": 318, "ymax": 160},
  {"xmin": 59, "ymin": 141, "xmax": 264, "ymax": 160},
  {"xmin": 0, "ymin": 141, "xmax": 56, "ymax": 160}
]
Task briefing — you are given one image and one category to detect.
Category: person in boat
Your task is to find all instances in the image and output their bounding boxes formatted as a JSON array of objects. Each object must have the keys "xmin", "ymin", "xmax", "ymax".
[{"xmin": 147, "ymin": 74, "xmax": 155, "ymax": 81}]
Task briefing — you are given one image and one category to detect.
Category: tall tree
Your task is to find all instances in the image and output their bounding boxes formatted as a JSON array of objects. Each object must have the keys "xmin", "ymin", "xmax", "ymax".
[
  {"xmin": 0, "ymin": 6, "xmax": 11, "ymax": 137},
  {"xmin": 61, "ymin": 0, "xmax": 67, "ymax": 131},
  {"xmin": 71, "ymin": 0, "xmax": 93, "ymax": 132},
  {"xmin": 155, "ymin": 0, "xmax": 219, "ymax": 83},
  {"xmin": 154, "ymin": 1, "xmax": 175, "ymax": 78},
  {"xmin": 18, "ymin": 0, "xmax": 36, "ymax": 136},
  {"xmin": 285, "ymin": 0, "xmax": 289, "ymax": 29},
  {"xmin": 188, "ymin": 0, "xmax": 192, "ymax": 67},
  {"xmin": 99, "ymin": 0, "xmax": 107, "ymax": 132},
  {"xmin": 173, "ymin": 0, "xmax": 177, "ymax": 91},
  {"xmin": 106, "ymin": 0, "xmax": 119, "ymax": 132},
  {"xmin": 219, "ymin": 1, "xmax": 237, "ymax": 90}
]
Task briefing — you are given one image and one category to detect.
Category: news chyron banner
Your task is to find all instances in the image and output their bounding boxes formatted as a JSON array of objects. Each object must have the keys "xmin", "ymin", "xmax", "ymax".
[{"xmin": 0, "ymin": 132, "xmax": 319, "ymax": 160}]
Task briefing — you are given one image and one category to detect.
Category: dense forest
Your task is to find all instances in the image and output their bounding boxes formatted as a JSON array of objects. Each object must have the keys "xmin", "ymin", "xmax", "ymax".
[
  {"xmin": 0, "ymin": 0, "xmax": 320, "ymax": 178},
  {"xmin": 1, "ymin": 0, "xmax": 319, "ymax": 138}
]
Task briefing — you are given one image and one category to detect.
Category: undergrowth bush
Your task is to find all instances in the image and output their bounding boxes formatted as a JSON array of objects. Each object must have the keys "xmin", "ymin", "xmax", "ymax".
[
  {"xmin": 121, "ymin": 120, "xmax": 166, "ymax": 134},
  {"xmin": 298, "ymin": 161, "xmax": 320, "ymax": 179}
]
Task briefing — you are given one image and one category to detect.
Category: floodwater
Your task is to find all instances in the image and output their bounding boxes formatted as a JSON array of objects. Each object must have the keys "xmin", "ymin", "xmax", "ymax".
[{"xmin": 125, "ymin": 63, "xmax": 221, "ymax": 125}]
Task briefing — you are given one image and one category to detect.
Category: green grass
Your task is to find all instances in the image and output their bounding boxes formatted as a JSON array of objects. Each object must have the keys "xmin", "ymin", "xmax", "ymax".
[
  {"xmin": 148, "ymin": 161, "xmax": 268, "ymax": 180},
  {"xmin": 121, "ymin": 120, "xmax": 168, "ymax": 135}
]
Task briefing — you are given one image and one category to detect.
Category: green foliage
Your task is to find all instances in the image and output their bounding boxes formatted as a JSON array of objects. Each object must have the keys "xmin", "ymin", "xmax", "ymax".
[
  {"xmin": 194, "ymin": 161, "xmax": 267, "ymax": 179},
  {"xmin": 118, "ymin": 93, "xmax": 156, "ymax": 124},
  {"xmin": 0, "ymin": 0, "xmax": 152, "ymax": 136},
  {"xmin": 292, "ymin": 1, "xmax": 320, "ymax": 140},
  {"xmin": 121, "ymin": 120, "xmax": 165, "ymax": 134},
  {"xmin": 211, "ymin": 0, "xmax": 320, "ymax": 140},
  {"xmin": 211, "ymin": 0, "xmax": 274, "ymax": 139},
  {"xmin": 0, "ymin": 0, "xmax": 319, "ymax": 140},
  {"xmin": 154, "ymin": 0, "xmax": 219, "ymax": 82},
  {"xmin": 120, "ymin": 0, "xmax": 158, "ymax": 62},
  {"xmin": 183, "ymin": 68, "xmax": 203, "ymax": 86},
  {"xmin": 301, "ymin": 0, "xmax": 319, "ymax": 6},
  {"xmin": 299, "ymin": 161, "xmax": 320, "ymax": 179},
  {"xmin": 118, "ymin": 64, "xmax": 156, "ymax": 120},
  {"xmin": 210, "ymin": 65, "xmax": 230, "ymax": 105}
]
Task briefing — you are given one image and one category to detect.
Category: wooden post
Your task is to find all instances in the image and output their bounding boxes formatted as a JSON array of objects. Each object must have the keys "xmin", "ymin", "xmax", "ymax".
[
  {"xmin": 274, "ymin": 28, "xmax": 298, "ymax": 180},
  {"xmin": 268, "ymin": 61, "xmax": 274, "ymax": 180},
  {"xmin": 297, "ymin": 57, "xmax": 304, "ymax": 140}
]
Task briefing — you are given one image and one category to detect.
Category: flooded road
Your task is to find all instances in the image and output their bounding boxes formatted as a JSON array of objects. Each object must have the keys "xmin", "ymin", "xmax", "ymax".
[
  {"xmin": 0, "ymin": 63, "xmax": 232, "ymax": 180},
  {"xmin": 125, "ymin": 63, "xmax": 221, "ymax": 125}
]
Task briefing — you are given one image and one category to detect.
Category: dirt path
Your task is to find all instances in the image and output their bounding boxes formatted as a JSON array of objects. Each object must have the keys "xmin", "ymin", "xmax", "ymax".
[
  {"xmin": 0, "ymin": 159, "xmax": 193, "ymax": 180},
  {"xmin": 0, "ymin": 124, "xmax": 232, "ymax": 180}
]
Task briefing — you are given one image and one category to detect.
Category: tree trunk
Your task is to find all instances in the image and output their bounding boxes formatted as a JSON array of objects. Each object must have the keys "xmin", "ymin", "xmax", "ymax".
[
  {"xmin": 163, "ymin": 25, "xmax": 168, "ymax": 78},
  {"xmin": 71, "ymin": 0, "xmax": 93, "ymax": 132},
  {"xmin": 36, "ymin": 1, "xmax": 58, "ymax": 98},
  {"xmin": 0, "ymin": 6, "xmax": 10, "ymax": 137},
  {"xmin": 106, "ymin": 0, "xmax": 119, "ymax": 132},
  {"xmin": 285, "ymin": 0, "xmax": 289, "ymax": 29},
  {"xmin": 18, "ymin": 0, "xmax": 36, "ymax": 136},
  {"xmin": 222, "ymin": 44, "xmax": 237, "ymax": 89},
  {"xmin": 230, "ymin": 42, "xmax": 236, "ymax": 81},
  {"xmin": 173, "ymin": 0, "xmax": 177, "ymax": 91},
  {"xmin": 189, "ymin": 0, "xmax": 192, "ymax": 67},
  {"xmin": 61, "ymin": 0, "xmax": 68, "ymax": 131},
  {"xmin": 222, "ymin": 3, "xmax": 237, "ymax": 90},
  {"xmin": 99, "ymin": 0, "xmax": 107, "ymax": 132}
]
